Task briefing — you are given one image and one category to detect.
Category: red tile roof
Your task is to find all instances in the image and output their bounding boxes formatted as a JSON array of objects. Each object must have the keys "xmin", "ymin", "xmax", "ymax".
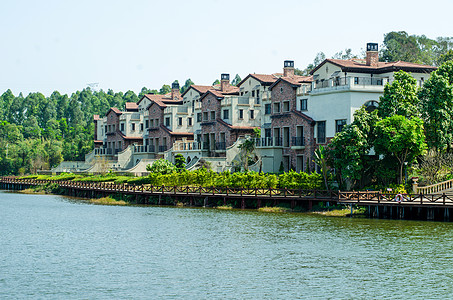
[
  {"xmin": 93, "ymin": 115, "xmax": 100, "ymax": 121},
  {"xmin": 144, "ymin": 94, "xmax": 183, "ymax": 109},
  {"xmin": 237, "ymin": 73, "xmax": 281, "ymax": 87},
  {"xmin": 310, "ymin": 58, "xmax": 436, "ymax": 74},
  {"xmin": 106, "ymin": 107, "xmax": 122, "ymax": 116},
  {"xmin": 269, "ymin": 75, "xmax": 313, "ymax": 90},
  {"xmin": 125, "ymin": 102, "xmax": 138, "ymax": 111}
]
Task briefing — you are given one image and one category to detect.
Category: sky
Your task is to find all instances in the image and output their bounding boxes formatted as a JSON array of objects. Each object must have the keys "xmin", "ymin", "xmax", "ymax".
[{"xmin": 1, "ymin": 0, "xmax": 452, "ymax": 97}]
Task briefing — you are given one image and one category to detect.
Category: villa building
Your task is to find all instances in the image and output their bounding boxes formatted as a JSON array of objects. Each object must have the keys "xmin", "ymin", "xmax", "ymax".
[{"xmin": 79, "ymin": 42, "xmax": 437, "ymax": 175}]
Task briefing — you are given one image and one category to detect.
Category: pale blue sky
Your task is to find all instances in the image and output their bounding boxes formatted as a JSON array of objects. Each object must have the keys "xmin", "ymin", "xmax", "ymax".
[{"xmin": 1, "ymin": 0, "xmax": 452, "ymax": 96}]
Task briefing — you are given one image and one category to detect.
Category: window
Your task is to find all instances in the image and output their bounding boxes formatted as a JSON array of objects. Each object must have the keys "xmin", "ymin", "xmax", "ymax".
[
  {"xmin": 120, "ymin": 123, "xmax": 124, "ymax": 132},
  {"xmin": 178, "ymin": 117, "xmax": 183, "ymax": 126},
  {"xmin": 273, "ymin": 102, "xmax": 281, "ymax": 114},
  {"xmin": 317, "ymin": 121, "xmax": 326, "ymax": 144},
  {"xmin": 145, "ymin": 120, "xmax": 149, "ymax": 128},
  {"xmin": 280, "ymin": 87, "xmax": 283, "ymax": 93},
  {"xmin": 265, "ymin": 104, "xmax": 271, "ymax": 114},
  {"xmin": 251, "ymin": 91, "xmax": 255, "ymax": 97},
  {"xmin": 239, "ymin": 109, "xmax": 244, "ymax": 119},
  {"xmin": 300, "ymin": 99, "xmax": 307, "ymax": 111},
  {"xmin": 165, "ymin": 117, "xmax": 170, "ymax": 127},
  {"xmin": 155, "ymin": 119, "xmax": 159, "ymax": 126},
  {"xmin": 210, "ymin": 111, "xmax": 216, "ymax": 120},
  {"xmin": 256, "ymin": 91, "xmax": 260, "ymax": 104},
  {"xmin": 283, "ymin": 101, "xmax": 290, "ymax": 112},
  {"xmin": 150, "ymin": 119, "xmax": 154, "ymax": 127},
  {"xmin": 188, "ymin": 117, "xmax": 192, "ymax": 126},
  {"xmin": 112, "ymin": 124, "xmax": 115, "ymax": 131},
  {"xmin": 250, "ymin": 110, "xmax": 254, "ymax": 119},
  {"xmin": 223, "ymin": 109, "xmax": 229, "ymax": 120},
  {"xmin": 131, "ymin": 123, "xmax": 135, "ymax": 131},
  {"xmin": 105, "ymin": 125, "xmax": 107, "ymax": 133},
  {"xmin": 336, "ymin": 119, "xmax": 347, "ymax": 133},
  {"xmin": 197, "ymin": 113, "xmax": 202, "ymax": 122},
  {"xmin": 203, "ymin": 111, "xmax": 208, "ymax": 121},
  {"xmin": 354, "ymin": 77, "xmax": 359, "ymax": 84},
  {"xmin": 140, "ymin": 123, "xmax": 144, "ymax": 131}
]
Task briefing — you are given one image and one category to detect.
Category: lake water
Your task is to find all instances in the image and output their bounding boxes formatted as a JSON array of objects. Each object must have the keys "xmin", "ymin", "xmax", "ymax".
[{"xmin": 1, "ymin": 190, "xmax": 453, "ymax": 299}]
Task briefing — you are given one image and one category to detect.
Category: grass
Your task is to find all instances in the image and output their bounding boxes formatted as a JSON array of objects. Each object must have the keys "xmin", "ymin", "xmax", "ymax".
[
  {"xmin": 20, "ymin": 188, "xmax": 46, "ymax": 195},
  {"xmin": 258, "ymin": 206, "xmax": 290, "ymax": 213},
  {"xmin": 216, "ymin": 205, "xmax": 233, "ymax": 210},
  {"xmin": 89, "ymin": 197, "xmax": 127, "ymax": 206},
  {"xmin": 315, "ymin": 207, "xmax": 367, "ymax": 217}
]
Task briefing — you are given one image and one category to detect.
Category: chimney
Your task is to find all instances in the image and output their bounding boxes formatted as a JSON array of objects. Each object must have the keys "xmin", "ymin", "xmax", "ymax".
[
  {"xmin": 221, "ymin": 73, "xmax": 230, "ymax": 92},
  {"xmin": 171, "ymin": 81, "xmax": 180, "ymax": 100},
  {"xmin": 283, "ymin": 60, "xmax": 295, "ymax": 77},
  {"xmin": 366, "ymin": 43, "xmax": 379, "ymax": 67}
]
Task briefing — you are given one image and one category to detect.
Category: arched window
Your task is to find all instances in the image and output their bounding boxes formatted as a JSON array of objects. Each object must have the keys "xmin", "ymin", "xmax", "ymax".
[{"xmin": 364, "ymin": 100, "xmax": 379, "ymax": 112}]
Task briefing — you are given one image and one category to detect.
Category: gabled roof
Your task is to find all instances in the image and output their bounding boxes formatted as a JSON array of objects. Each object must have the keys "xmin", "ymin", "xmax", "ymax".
[
  {"xmin": 106, "ymin": 107, "xmax": 122, "ymax": 116},
  {"xmin": 292, "ymin": 109, "xmax": 315, "ymax": 125},
  {"xmin": 117, "ymin": 131, "xmax": 142, "ymax": 140},
  {"xmin": 144, "ymin": 94, "xmax": 183, "ymax": 110},
  {"xmin": 199, "ymin": 85, "xmax": 240, "ymax": 101},
  {"xmin": 125, "ymin": 102, "xmax": 138, "ymax": 111},
  {"xmin": 237, "ymin": 73, "xmax": 281, "ymax": 87},
  {"xmin": 310, "ymin": 58, "xmax": 436, "ymax": 75},
  {"xmin": 181, "ymin": 85, "xmax": 215, "ymax": 97},
  {"xmin": 269, "ymin": 75, "xmax": 313, "ymax": 90}
]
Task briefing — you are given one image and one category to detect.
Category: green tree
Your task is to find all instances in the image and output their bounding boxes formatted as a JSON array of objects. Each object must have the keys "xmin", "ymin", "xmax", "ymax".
[
  {"xmin": 378, "ymin": 70, "xmax": 419, "ymax": 119},
  {"xmin": 146, "ymin": 159, "xmax": 177, "ymax": 175},
  {"xmin": 313, "ymin": 146, "xmax": 329, "ymax": 190},
  {"xmin": 180, "ymin": 79, "xmax": 195, "ymax": 94},
  {"xmin": 437, "ymin": 49, "xmax": 453, "ymax": 66},
  {"xmin": 419, "ymin": 60, "xmax": 453, "ymax": 151},
  {"xmin": 374, "ymin": 115, "xmax": 427, "ymax": 184},
  {"xmin": 159, "ymin": 85, "xmax": 171, "ymax": 95},
  {"xmin": 174, "ymin": 154, "xmax": 186, "ymax": 170},
  {"xmin": 231, "ymin": 74, "xmax": 242, "ymax": 86},
  {"xmin": 138, "ymin": 87, "xmax": 152, "ymax": 98},
  {"xmin": 212, "ymin": 79, "xmax": 220, "ymax": 86},
  {"xmin": 327, "ymin": 107, "xmax": 379, "ymax": 189}
]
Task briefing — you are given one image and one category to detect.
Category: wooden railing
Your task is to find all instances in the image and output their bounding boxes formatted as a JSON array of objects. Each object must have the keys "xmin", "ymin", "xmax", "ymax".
[
  {"xmin": 0, "ymin": 177, "xmax": 337, "ymax": 200},
  {"xmin": 416, "ymin": 178, "xmax": 453, "ymax": 194}
]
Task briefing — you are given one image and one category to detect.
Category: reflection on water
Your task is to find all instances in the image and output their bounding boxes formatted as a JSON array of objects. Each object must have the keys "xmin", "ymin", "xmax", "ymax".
[{"xmin": 1, "ymin": 190, "xmax": 453, "ymax": 299}]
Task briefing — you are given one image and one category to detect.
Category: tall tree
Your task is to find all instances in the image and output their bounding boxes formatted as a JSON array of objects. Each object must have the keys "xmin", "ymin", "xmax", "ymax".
[
  {"xmin": 231, "ymin": 74, "xmax": 242, "ymax": 86},
  {"xmin": 159, "ymin": 85, "xmax": 171, "ymax": 95},
  {"xmin": 378, "ymin": 71, "xmax": 420, "ymax": 119},
  {"xmin": 419, "ymin": 60, "xmax": 453, "ymax": 151},
  {"xmin": 180, "ymin": 79, "xmax": 194, "ymax": 94},
  {"xmin": 374, "ymin": 115, "xmax": 427, "ymax": 184}
]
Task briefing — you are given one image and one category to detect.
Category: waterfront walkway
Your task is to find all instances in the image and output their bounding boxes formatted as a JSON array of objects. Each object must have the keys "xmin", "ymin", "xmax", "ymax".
[{"xmin": 2, "ymin": 177, "xmax": 453, "ymax": 209}]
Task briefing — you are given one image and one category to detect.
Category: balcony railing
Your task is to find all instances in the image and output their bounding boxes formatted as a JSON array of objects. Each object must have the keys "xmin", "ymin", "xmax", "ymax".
[
  {"xmin": 291, "ymin": 136, "xmax": 305, "ymax": 147},
  {"xmin": 134, "ymin": 145, "xmax": 156, "ymax": 153},
  {"xmin": 254, "ymin": 137, "xmax": 283, "ymax": 147},
  {"xmin": 313, "ymin": 76, "xmax": 388, "ymax": 90},
  {"xmin": 215, "ymin": 142, "xmax": 226, "ymax": 151},
  {"xmin": 255, "ymin": 137, "xmax": 273, "ymax": 147},
  {"xmin": 238, "ymin": 97, "xmax": 250, "ymax": 105}
]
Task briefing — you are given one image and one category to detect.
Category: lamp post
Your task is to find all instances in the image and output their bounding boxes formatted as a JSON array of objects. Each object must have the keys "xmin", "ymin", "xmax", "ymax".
[{"xmin": 404, "ymin": 162, "xmax": 408, "ymax": 185}]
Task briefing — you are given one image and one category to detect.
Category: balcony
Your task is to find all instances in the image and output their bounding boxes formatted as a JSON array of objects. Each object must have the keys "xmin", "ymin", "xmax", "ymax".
[
  {"xmin": 291, "ymin": 136, "xmax": 305, "ymax": 149},
  {"xmin": 158, "ymin": 145, "xmax": 168, "ymax": 153},
  {"xmin": 254, "ymin": 137, "xmax": 283, "ymax": 148},
  {"xmin": 238, "ymin": 97, "xmax": 250, "ymax": 105},
  {"xmin": 311, "ymin": 76, "xmax": 388, "ymax": 94},
  {"xmin": 215, "ymin": 142, "xmax": 226, "ymax": 151},
  {"xmin": 134, "ymin": 145, "xmax": 156, "ymax": 153}
]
